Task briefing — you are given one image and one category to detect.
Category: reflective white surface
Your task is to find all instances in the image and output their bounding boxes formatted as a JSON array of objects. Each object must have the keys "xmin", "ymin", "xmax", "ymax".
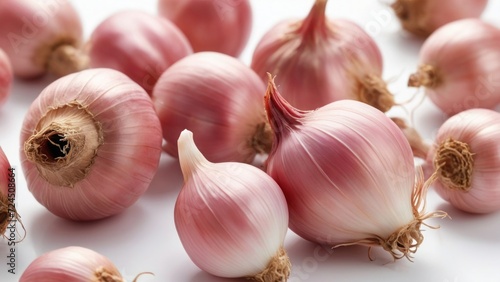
[{"xmin": 1, "ymin": 1, "xmax": 500, "ymax": 281}]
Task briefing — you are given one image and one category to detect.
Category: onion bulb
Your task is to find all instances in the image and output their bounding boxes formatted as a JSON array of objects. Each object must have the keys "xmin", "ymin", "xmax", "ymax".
[
  {"xmin": 20, "ymin": 68, "xmax": 162, "ymax": 221},
  {"xmin": 158, "ymin": 0, "xmax": 252, "ymax": 57},
  {"xmin": 0, "ymin": 0, "xmax": 87, "ymax": 79},
  {"xmin": 408, "ymin": 19, "xmax": 500, "ymax": 116},
  {"xmin": 87, "ymin": 10, "xmax": 193, "ymax": 95},
  {"xmin": 20, "ymin": 246, "xmax": 150, "ymax": 281},
  {"xmin": 251, "ymin": 0, "xmax": 393, "ymax": 111},
  {"xmin": 391, "ymin": 0, "xmax": 488, "ymax": 37},
  {"xmin": 175, "ymin": 129, "xmax": 290, "ymax": 281},
  {"xmin": 152, "ymin": 52, "xmax": 270, "ymax": 163},
  {"xmin": 0, "ymin": 48, "xmax": 13, "ymax": 106},
  {"xmin": 264, "ymin": 75, "xmax": 446, "ymax": 260},
  {"xmin": 425, "ymin": 109, "xmax": 500, "ymax": 214}
]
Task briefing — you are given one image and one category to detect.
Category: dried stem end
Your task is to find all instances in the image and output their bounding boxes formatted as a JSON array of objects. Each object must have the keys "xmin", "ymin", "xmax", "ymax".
[
  {"xmin": 24, "ymin": 101, "xmax": 103, "ymax": 187},
  {"xmin": 408, "ymin": 64, "xmax": 441, "ymax": 88},
  {"xmin": 248, "ymin": 247, "xmax": 291, "ymax": 282},
  {"xmin": 357, "ymin": 74, "xmax": 395, "ymax": 113},
  {"xmin": 47, "ymin": 44, "xmax": 89, "ymax": 77},
  {"xmin": 334, "ymin": 170, "xmax": 448, "ymax": 261},
  {"xmin": 434, "ymin": 138, "xmax": 474, "ymax": 192},
  {"xmin": 93, "ymin": 267, "xmax": 124, "ymax": 282},
  {"xmin": 391, "ymin": 118, "xmax": 430, "ymax": 159},
  {"xmin": 391, "ymin": 0, "xmax": 431, "ymax": 37},
  {"xmin": 251, "ymin": 121, "xmax": 273, "ymax": 155}
]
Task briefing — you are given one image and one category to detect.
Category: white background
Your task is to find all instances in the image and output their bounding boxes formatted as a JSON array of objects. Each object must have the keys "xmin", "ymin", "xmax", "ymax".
[{"xmin": 1, "ymin": 0, "xmax": 500, "ymax": 281}]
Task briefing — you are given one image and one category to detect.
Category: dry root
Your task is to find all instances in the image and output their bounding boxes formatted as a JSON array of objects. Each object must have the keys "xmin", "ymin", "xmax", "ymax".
[
  {"xmin": 391, "ymin": 0, "xmax": 432, "ymax": 37},
  {"xmin": 248, "ymin": 247, "xmax": 291, "ymax": 282},
  {"xmin": 408, "ymin": 64, "xmax": 441, "ymax": 88},
  {"xmin": 434, "ymin": 138, "xmax": 474, "ymax": 192},
  {"xmin": 0, "ymin": 193, "xmax": 26, "ymax": 242},
  {"xmin": 357, "ymin": 74, "xmax": 395, "ymax": 113},
  {"xmin": 333, "ymin": 169, "xmax": 448, "ymax": 261}
]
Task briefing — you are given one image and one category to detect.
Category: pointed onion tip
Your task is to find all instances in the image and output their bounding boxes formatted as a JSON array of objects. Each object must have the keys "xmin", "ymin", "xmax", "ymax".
[{"xmin": 177, "ymin": 129, "xmax": 209, "ymax": 181}]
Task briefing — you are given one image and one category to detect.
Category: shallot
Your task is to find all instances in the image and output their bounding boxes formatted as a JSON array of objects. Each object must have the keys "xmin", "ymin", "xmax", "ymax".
[
  {"xmin": 251, "ymin": 0, "xmax": 393, "ymax": 111},
  {"xmin": 152, "ymin": 52, "xmax": 271, "ymax": 163},
  {"xmin": 264, "ymin": 75, "xmax": 445, "ymax": 260},
  {"xmin": 425, "ymin": 109, "xmax": 500, "ymax": 214},
  {"xmin": 175, "ymin": 129, "xmax": 290, "ymax": 281},
  {"xmin": 0, "ymin": 48, "xmax": 12, "ymax": 106},
  {"xmin": 20, "ymin": 68, "xmax": 162, "ymax": 221},
  {"xmin": 392, "ymin": 0, "xmax": 488, "ymax": 37},
  {"xmin": 87, "ymin": 10, "xmax": 193, "ymax": 95},
  {"xmin": 158, "ymin": 0, "xmax": 252, "ymax": 57},
  {"xmin": 408, "ymin": 19, "xmax": 500, "ymax": 116},
  {"xmin": 20, "ymin": 246, "xmax": 150, "ymax": 281},
  {"xmin": 0, "ymin": 0, "xmax": 87, "ymax": 78}
]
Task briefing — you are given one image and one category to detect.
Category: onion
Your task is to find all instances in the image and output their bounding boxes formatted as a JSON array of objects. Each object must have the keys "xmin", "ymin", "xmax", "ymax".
[
  {"xmin": 87, "ymin": 10, "xmax": 193, "ymax": 95},
  {"xmin": 0, "ymin": 48, "xmax": 13, "ymax": 106},
  {"xmin": 264, "ymin": 75, "xmax": 446, "ymax": 260},
  {"xmin": 157, "ymin": 0, "xmax": 252, "ymax": 57},
  {"xmin": 391, "ymin": 0, "xmax": 488, "ymax": 37},
  {"xmin": 250, "ymin": 0, "xmax": 393, "ymax": 111},
  {"xmin": 425, "ymin": 109, "xmax": 500, "ymax": 214},
  {"xmin": 20, "ymin": 68, "xmax": 162, "ymax": 221},
  {"xmin": 0, "ymin": 0, "xmax": 87, "ymax": 79},
  {"xmin": 20, "ymin": 246, "xmax": 151, "ymax": 281},
  {"xmin": 152, "ymin": 52, "xmax": 271, "ymax": 163},
  {"xmin": 175, "ymin": 129, "xmax": 290, "ymax": 281},
  {"xmin": 408, "ymin": 19, "xmax": 500, "ymax": 116}
]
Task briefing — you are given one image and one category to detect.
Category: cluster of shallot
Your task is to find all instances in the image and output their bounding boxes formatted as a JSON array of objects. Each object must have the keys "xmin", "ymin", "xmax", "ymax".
[{"xmin": 4, "ymin": 0, "xmax": 500, "ymax": 281}]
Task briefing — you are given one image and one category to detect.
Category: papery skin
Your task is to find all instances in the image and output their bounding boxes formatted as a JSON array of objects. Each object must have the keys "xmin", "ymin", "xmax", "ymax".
[
  {"xmin": 0, "ymin": 49, "xmax": 12, "ymax": 106},
  {"xmin": 410, "ymin": 19, "xmax": 500, "ymax": 116},
  {"xmin": 20, "ymin": 68, "xmax": 162, "ymax": 221},
  {"xmin": 175, "ymin": 130, "xmax": 289, "ymax": 278},
  {"xmin": 88, "ymin": 10, "xmax": 193, "ymax": 95},
  {"xmin": 251, "ymin": 0, "xmax": 388, "ymax": 111},
  {"xmin": 152, "ymin": 52, "xmax": 268, "ymax": 163},
  {"xmin": 0, "ymin": 0, "xmax": 84, "ymax": 78},
  {"xmin": 265, "ymin": 81, "xmax": 417, "ymax": 247},
  {"xmin": 427, "ymin": 109, "xmax": 500, "ymax": 214},
  {"xmin": 158, "ymin": 0, "xmax": 252, "ymax": 57},
  {"xmin": 19, "ymin": 246, "xmax": 123, "ymax": 282},
  {"xmin": 392, "ymin": 0, "xmax": 488, "ymax": 37}
]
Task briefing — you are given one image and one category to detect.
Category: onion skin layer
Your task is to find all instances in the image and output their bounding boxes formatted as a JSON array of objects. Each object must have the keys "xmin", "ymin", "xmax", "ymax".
[{"xmin": 20, "ymin": 68, "xmax": 162, "ymax": 221}]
